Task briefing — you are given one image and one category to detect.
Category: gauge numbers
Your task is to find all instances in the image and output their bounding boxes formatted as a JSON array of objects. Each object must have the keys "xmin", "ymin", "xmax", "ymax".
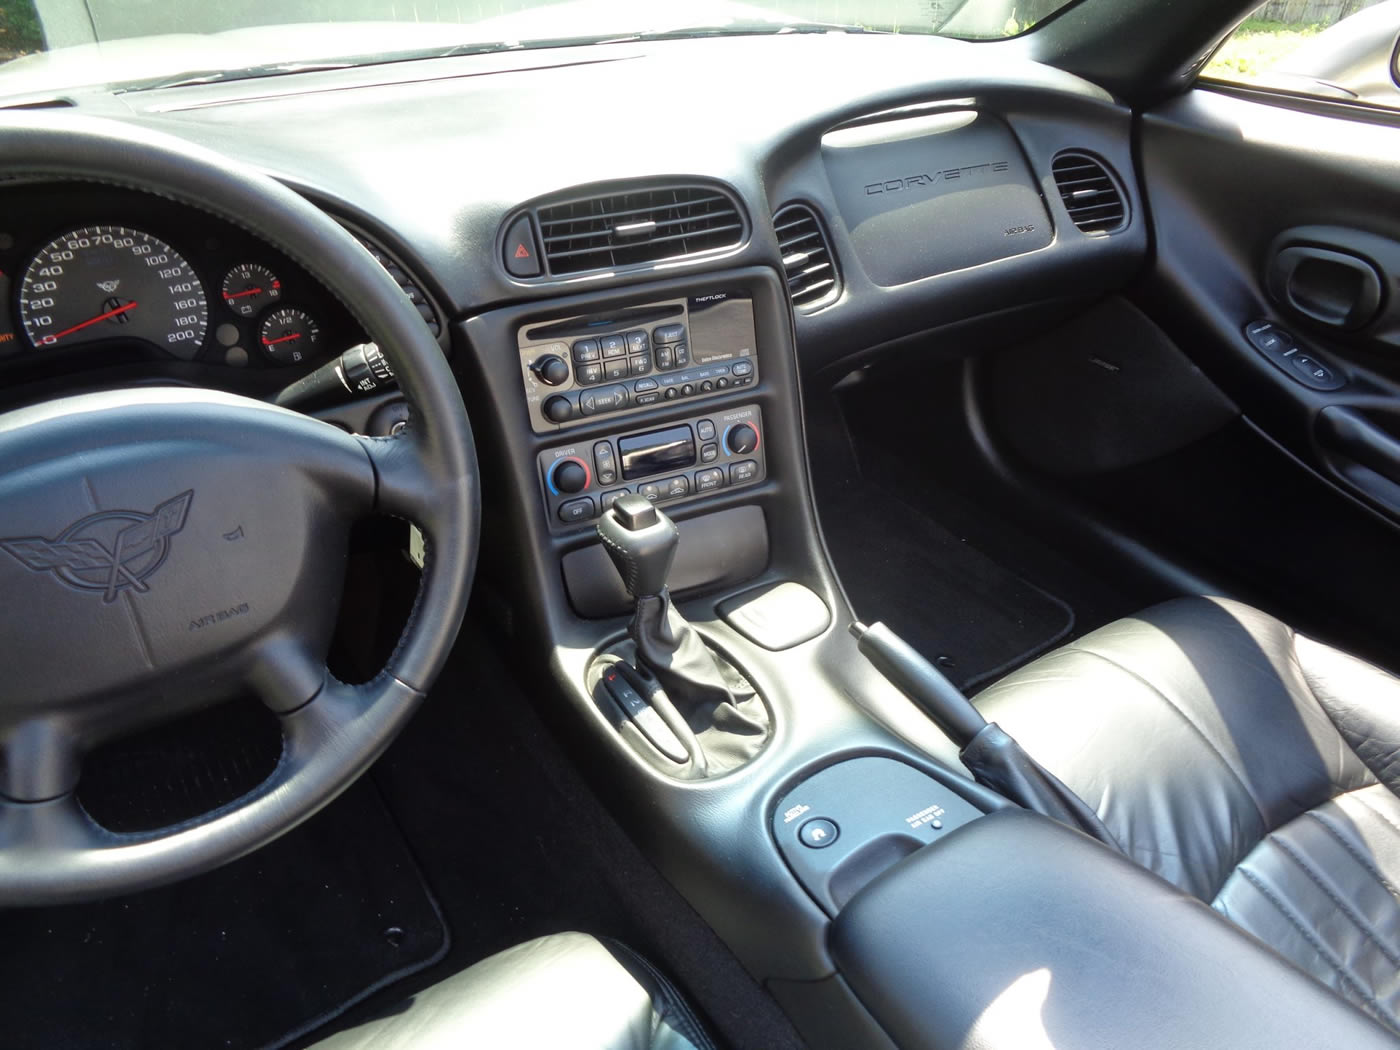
[{"xmin": 19, "ymin": 226, "xmax": 208, "ymax": 359}]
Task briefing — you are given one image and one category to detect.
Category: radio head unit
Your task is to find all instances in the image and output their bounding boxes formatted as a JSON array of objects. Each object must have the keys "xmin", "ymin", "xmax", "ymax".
[{"xmin": 517, "ymin": 291, "xmax": 759, "ymax": 432}]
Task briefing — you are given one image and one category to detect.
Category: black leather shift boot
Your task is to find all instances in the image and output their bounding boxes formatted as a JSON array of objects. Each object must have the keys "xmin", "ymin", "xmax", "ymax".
[{"xmin": 631, "ymin": 590, "xmax": 769, "ymax": 773}]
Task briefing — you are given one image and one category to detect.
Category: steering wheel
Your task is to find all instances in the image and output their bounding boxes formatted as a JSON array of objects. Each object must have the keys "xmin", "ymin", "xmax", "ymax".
[{"xmin": 0, "ymin": 114, "xmax": 479, "ymax": 905}]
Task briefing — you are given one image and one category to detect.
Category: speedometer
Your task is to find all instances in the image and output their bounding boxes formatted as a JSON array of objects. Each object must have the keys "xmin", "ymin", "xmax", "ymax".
[{"xmin": 18, "ymin": 226, "xmax": 209, "ymax": 359}]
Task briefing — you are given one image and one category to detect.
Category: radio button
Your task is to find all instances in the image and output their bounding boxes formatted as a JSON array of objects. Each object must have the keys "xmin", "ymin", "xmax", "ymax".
[
  {"xmin": 655, "ymin": 345, "xmax": 675, "ymax": 370},
  {"xmin": 653, "ymin": 324, "xmax": 686, "ymax": 344},
  {"xmin": 558, "ymin": 497, "xmax": 597, "ymax": 524},
  {"xmin": 673, "ymin": 343, "xmax": 690, "ymax": 368},
  {"xmin": 695, "ymin": 468, "xmax": 725, "ymax": 492},
  {"xmin": 697, "ymin": 419, "xmax": 716, "ymax": 440},
  {"xmin": 731, "ymin": 359, "xmax": 754, "ymax": 377},
  {"xmin": 601, "ymin": 488, "xmax": 631, "ymax": 511},
  {"xmin": 629, "ymin": 354, "xmax": 652, "ymax": 377},
  {"xmin": 625, "ymin": 330, "xmax": 650, "ymax": 354},
  {"xmin": 579, "ymin": 384, "xmax": 629, "ymax": 416},
  {"xmin": 729, "ymin": 460, "xmax": 759, "ymax": 484},
  {"xmin": 572, "ymin": 339, "xmax": 601, "ymax": 363},
  {"xmin": 604, "ymin": 359, "xmax": 630, "ymax": 382},
  {"xmin": 636, "ymin": 392, "xmax": 661, "ymax": 406},
  {"xmin": 594, "ymin": 442, "xmax": 618, "ymax": 486},
  {"xmin": 543, "ymin": 394, "xmax": 575, "ymax": 424},
  {"xmin": 633, "ymin": 377, "xmax": 659, "ymax": 392},
  {"xmin": 577, "ymin": 362, "xmax": 603, "ymax": 384},
  {"xmin": 600, "ymin": 334, "xmax": 628, "ymax": 358},
  {"xmin": 700, "ymin": 442, "xmax": 719, "ymax": 463}
]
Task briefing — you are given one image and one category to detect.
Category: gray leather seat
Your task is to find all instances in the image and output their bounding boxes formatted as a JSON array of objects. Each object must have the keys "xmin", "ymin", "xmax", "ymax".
[
  {"xmin": 311, "ymin": 932, "xmax": 713, "ymax": 1049},
  {"xmin": 975, "ymin": 596, "xmax": 1400, "ymax": 1033}
]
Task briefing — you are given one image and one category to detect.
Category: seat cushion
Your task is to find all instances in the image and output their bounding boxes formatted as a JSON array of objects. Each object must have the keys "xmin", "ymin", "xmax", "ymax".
[
  {"xmin": 310, "ymin": 932, "xmax": 714, "ymax": 1050},
  {"xmin": 974, "ymin": 596, "xmax": 1400, "ymax": 1030}
]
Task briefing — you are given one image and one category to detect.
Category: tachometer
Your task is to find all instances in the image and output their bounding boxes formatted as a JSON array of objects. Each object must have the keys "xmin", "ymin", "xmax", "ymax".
[{"xmin": 19, "ymin": 226, "xmax": 209, "ymax": 359}]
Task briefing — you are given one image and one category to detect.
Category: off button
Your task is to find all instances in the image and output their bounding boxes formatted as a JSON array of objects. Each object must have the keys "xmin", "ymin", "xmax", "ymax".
[{"xmin": 799, "ymin": 818, "xmax": 839, "ymax": 849}]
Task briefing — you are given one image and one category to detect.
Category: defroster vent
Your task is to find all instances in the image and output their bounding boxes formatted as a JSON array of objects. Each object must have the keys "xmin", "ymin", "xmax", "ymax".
[
  {"xmin": 1051, "ymin": 152, "xmax": 1127, "ymax": 234},
  {"xmin": 536, "ymin": 184, "xmax": 745, "ymax": 276},
  {"xmin": 774, "ymin": 203, "xmax": 839, "ymax": 310}
]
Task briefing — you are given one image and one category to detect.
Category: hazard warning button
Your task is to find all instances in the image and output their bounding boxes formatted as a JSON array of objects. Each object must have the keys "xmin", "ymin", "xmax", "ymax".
[{"xmin": 503, "ymin": 214, "xmax": 542, "ymax": 278}]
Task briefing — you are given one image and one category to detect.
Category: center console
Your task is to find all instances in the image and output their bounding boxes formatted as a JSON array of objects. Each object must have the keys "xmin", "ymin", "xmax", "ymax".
[{"xmin": 457, "ymin": 253, "xmax": 1388, "ymax": 1050}]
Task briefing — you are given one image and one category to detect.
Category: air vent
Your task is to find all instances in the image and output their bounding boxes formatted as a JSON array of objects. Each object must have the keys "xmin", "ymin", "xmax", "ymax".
[
  {"xmin": 350, "ymin": 231, "xmax": 443, "ymax": 338},
  {"xmin": 774, "ymin": 204, "xmax": 839, "ymax": 310},
  {"xmin": 536, "ymin": 185, "xmax": 745, "ymax": 276},
  {"xmin": 1051, "ymin": 152, "xmax": 1126, "ymax": 234}
]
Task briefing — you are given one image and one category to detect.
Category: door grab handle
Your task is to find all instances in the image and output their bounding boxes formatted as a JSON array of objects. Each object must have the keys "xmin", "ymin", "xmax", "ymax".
[{"xmin": 1268, "ymin": 246, "xmax": 1382, "ymax": 330}]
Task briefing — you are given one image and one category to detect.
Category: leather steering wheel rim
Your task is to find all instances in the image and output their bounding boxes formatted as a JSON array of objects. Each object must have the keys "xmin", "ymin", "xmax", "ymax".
[{"xmin": 0, "ymin": 113, "xmax": 480, "ymax": 905}]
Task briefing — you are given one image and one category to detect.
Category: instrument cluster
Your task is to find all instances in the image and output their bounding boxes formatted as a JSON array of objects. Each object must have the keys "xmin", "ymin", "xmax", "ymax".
[{"xmin": 0, "ymin": 182, "xmax": 368, "ymax": 383}]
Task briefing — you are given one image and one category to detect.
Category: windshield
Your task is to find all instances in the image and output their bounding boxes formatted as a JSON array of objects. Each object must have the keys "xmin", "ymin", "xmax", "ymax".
[{"xmin": 0, "ymin": 0, "xmax": 1077, "ymax": 97}]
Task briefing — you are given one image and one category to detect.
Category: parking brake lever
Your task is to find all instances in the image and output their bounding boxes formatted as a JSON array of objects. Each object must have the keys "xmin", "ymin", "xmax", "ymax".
[{"xmin": 852, "ymin": 620, "xmax": 1121, "ymax": 852}]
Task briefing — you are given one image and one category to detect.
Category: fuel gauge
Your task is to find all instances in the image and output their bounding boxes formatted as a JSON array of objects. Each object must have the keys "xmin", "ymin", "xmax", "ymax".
[
  {"xmin": 259, "ymin": 307, "xmax": 321, "ymax": 365},
  {"xmin": 221, "ymin": 263, "xmax": 282, "ymax": 317}
]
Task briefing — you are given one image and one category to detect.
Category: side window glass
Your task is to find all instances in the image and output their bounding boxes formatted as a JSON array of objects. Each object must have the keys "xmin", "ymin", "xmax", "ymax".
[{"xmin": 1203, "ymin": 1, "xmax": 1400, "ymax": 110}]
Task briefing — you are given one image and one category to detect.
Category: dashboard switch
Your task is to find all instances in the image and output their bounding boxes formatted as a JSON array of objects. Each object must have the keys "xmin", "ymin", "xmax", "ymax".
[
  {"xmin": 504, "ymin": 215, "xmax": 541, "ymax": 278},
  {"xmin": 558, "ymin": 497, "xmax": 596, "ymax": 524}
]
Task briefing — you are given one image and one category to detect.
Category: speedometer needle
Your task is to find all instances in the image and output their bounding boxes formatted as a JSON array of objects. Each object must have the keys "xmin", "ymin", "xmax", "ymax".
[
  {"xmin": 262, "ymin": 333, "xmax": 301, "ymax": 346},
  {"xmin": 45, "ymin": 301, "xmax": 138, "ymax": 342}
]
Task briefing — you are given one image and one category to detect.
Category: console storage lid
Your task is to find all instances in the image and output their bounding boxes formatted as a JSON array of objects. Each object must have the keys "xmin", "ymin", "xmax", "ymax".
[{"xmin": 830, "ymin": 809, "xmax": 1400, "ymax": 1050}]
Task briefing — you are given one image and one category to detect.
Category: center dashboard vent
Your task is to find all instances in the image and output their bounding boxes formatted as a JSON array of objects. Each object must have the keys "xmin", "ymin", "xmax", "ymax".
[
  {"xmin": 1051, "ymin": 151, "xmax": 1127, "ymax": 234},
  {"xmin": 774, "ymin": 203, "xmax": 839, "ymax": 310},
  {"xmin": 535, "ymin": 184, "xmax": 746, "ymax": 276}
]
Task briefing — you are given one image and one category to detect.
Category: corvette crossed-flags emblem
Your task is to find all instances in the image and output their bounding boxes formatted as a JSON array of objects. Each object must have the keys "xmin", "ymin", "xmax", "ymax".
[{"xmin": 1, "ymin": 491, "xmax": 194, "ymax": 603}]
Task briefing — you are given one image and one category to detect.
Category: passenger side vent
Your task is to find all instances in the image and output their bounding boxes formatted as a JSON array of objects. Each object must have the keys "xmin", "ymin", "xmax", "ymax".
[
  {"xmin": 1051, "ymin": 152, "xmax": 1127, "ymax": 234},
  {"xmin": 774, "ymin": 203, "xmax": 839, "ymax": 310},
  {"xmin": 537, "ymin": 185, "xmax": 745, "ymax": 276}
]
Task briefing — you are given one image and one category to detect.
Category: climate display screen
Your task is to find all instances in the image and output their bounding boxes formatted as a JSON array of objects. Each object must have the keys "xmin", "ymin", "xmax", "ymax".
[{"xmin": 619, "ymin": 424, "xmax": 697, "ymax": 480}]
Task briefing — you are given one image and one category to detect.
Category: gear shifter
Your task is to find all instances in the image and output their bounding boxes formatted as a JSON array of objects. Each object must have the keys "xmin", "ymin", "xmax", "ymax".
[{"xmin": 596, "ymin": 495, "xmax": 768, "ymax": 773}]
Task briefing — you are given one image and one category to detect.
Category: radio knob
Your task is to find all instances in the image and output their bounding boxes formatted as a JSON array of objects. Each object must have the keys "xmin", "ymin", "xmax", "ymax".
[
  {"xmin": 543, "ymin": 395, "xmax": 574, "ymax": 423},
  {"xmin": 551, "ymin": 458, "xmax": 589, "ymax": 494},
  {"xmin": 531, "ymin": 354, "xmax": 571, "ymax": 386},
  {"xmin": 726, "ymin": 423, "xmax": 759, "ymax": 455}
]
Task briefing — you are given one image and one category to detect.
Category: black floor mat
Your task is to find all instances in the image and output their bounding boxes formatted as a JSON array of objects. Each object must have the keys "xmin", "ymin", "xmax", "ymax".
[
  {"xmin": 0, "ymin": 780, "xmax": 447, "ymax": 1050},
  {"xmin": 819, "ymin": 474, "xmax": 1075, "ymax": 691}
]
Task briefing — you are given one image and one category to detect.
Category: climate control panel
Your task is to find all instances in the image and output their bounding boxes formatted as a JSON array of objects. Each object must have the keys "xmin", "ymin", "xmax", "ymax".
[{"xmin": 537, "ymin": 405, "xmax": 766, "ymax": 529}]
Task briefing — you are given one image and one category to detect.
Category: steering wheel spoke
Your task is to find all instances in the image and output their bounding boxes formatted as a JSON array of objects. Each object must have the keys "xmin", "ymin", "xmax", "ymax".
[{"xmin": 0, "ymin": 718, "xmax": 81, "ymax": 803}]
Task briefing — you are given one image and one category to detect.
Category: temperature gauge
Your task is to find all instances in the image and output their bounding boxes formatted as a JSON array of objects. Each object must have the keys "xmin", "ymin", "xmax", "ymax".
[
  {"xmin": 221, "ymin": 263, "xmax": 281, "ymax": 318},
  {"xmin": 259, "ymin": 307, "xmax": 321, "ymax": 365}
]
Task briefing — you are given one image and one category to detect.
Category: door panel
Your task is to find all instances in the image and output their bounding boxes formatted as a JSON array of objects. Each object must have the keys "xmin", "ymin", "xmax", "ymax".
[{"xmin": 1138, "ymin": 89, "xmax": 1400, "ymax": 527}]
